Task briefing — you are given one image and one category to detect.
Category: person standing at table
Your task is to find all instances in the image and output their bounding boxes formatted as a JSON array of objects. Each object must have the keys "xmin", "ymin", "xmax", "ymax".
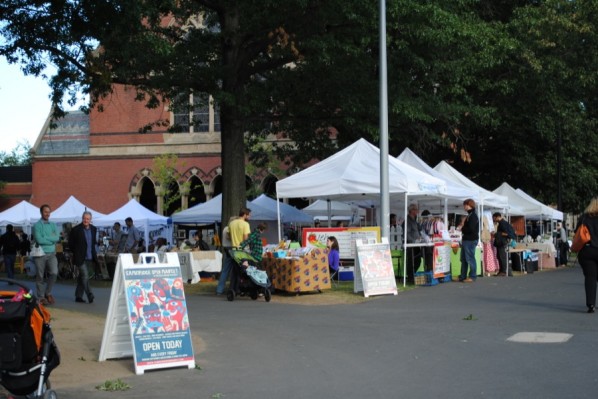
[
  {"xmin": 493, "ymin": 212, "xmax": 514, "ymax": 276},
  {"xmin": 576, "ymin": 197, "xmax": 598, "ymax": 313},
  {"xmin": 33, "ymin": 204, "xmax": 60, "ymax": 305},
  {"xmin": 69, "ymin": 211, "xmax": 97, "ymax": 304},
  {"xmin": 405, "ymin": 204, "xmax": 423, "ymax": 283},
  {"xmin": 459, "ymin": 199, "xmax": 479, "ymax": 283},
  {"xmin": 216, "ymin": 209, "xmax": 251, "ymax": 295},
  {"xmin": 110, "ymin": 222, "xmax": 126, "ymax": 253},
  {"xmin": 124, "ymin": 217, "xmax": 141, "ymax": 254},
  {"xmin": 555, "ymin": 222, "xmax": 569, "ymax": 267},
  {"xmin": 326, "ymin": 236, "xmax": 340, "ymax": 277}
]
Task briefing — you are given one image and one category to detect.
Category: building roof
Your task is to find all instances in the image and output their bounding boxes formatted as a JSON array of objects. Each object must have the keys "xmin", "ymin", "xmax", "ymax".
[{"xmin": 35, "ymin": 110, "xmax": 90, "ymax": 156}]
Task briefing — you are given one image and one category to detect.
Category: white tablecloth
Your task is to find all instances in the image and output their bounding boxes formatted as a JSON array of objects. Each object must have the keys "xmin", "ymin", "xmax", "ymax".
[
  {"xmin": 177, "ymin": 251, "xmax": 223, "ymax": 283},
  {"xmin": 515, "ymin": 242, "xmax": 556, "ymax": 255}
]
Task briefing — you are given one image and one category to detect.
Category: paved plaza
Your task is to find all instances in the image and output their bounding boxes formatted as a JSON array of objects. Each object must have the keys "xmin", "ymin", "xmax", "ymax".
[{"xmin": 9, "ymin": 266, "xmax": 598, "ymax": 399}]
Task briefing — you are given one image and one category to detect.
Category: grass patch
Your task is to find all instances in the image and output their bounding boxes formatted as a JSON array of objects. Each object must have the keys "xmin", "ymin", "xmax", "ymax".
[{"xmin": 95, "ymin": 379, "xmax": 131, "ymax": 391}]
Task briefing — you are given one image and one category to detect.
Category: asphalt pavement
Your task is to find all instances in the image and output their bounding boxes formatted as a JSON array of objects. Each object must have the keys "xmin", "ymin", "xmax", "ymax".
[{"xmin": 5, "ymin": 266, "xmax": 598, "ymax": 399}]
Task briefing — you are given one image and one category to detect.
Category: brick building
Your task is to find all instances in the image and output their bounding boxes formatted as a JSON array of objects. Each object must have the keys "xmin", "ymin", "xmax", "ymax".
[{"xmin": 23, "ymin": 84, "xmax": 280, "ymax": 215}]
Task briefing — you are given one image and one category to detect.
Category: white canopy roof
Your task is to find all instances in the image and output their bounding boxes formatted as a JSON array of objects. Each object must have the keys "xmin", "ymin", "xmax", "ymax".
[
  {"xmin": 397, "ymin": 148, "xmax": 479, "ymax": 202},
  {"xmin": 251, "ymin": 194, "xmax": 313, "ymax": 224},
  {"xmin": 276, "ymin": 138, "xmax": 446, "ymax": 201},
  {"xmin": 433, "ymin": 161, "xmax": 509, "ymax": 210},
  {"xmin": 0, "ymin": 200, "xmax": 40, "ymax": 226},
  {"xmin": 94, "ymin": 199, "xmax": 170, "ymax": 227},
  {"xmin": 51, "ymin": 195, "xmax": 106, "ymax": 224},
  {"xmin": 493, "ymin": 183, "xmax": 561, "ymax": 220},
  {"xmin": 171, "ymin": 194, "xmax": 278, "ymax": 224},
  {"xmin": 515, "ymin": 188, "xmax": 563, "ymax": 220}
]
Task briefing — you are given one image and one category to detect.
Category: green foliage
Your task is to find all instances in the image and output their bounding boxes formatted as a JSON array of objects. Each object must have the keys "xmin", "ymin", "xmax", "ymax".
[
  {"xmin": 152, "ymin": 154, "xmax": 189, "ymax": 215},
  {"xmin": 0, "ymin": 142, "xmax": 32, "ymax": 166},
  {"xmin": 1, "ymin": 0, "xmax": 597, "ymax": 215}
]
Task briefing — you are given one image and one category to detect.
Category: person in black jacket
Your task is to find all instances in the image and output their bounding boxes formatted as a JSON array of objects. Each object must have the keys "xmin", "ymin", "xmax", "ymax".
[
  {"xmin": 459, "ymin": 199, "xmax": 479, "ymax": 282},
  {"xmin": 1, "ymin": 224, "xmax": 21, "ymax": 281},
  {"xmin": 68, "ymin": 211, "xmax": 97, "ymax": 304},
  {"xmin": 493, "ymin": 213, "xmax": 513, "ymax": 276},
  {"xmin": 576, "ymin": 197, "xmax": 598, "ymax": 313}
]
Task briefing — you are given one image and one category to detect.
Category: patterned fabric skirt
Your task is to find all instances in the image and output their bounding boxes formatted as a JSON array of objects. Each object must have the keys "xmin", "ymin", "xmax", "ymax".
[{"xmin": 482, "ymin": 242, "xmax": 499, "ymax": 274}]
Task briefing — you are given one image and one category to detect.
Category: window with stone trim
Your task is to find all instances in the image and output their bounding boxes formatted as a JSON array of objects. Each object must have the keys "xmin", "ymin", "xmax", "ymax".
[{"xmin": 171, "ymin": 92, "xmax": 220, "ymax": 133}]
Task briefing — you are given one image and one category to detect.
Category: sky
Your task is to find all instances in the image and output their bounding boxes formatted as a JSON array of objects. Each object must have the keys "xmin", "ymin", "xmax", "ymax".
[{"xmin": 0, "ymin": 58, "xmax": 55, "ymax": 153}]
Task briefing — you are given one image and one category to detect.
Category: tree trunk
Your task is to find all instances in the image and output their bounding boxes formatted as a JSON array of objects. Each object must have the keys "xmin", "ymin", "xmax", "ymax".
[{"xmin": 220, "ymin": 106, "xmax": 247, "ymax": 228}]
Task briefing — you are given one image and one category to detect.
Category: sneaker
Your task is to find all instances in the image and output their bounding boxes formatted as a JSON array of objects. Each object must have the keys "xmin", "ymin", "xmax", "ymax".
[
  {"xmin": 45, "ymin": 294, "xmax": 55, "ymax": 305},
  {"xmin": 463, "ymin": 278, "xmax": 474, "ymax": 283},
  {"xmin": 87, "ymin": 293, "xmax": 95, "ymax": 304},
  {"xmin": 75, "ymin": 297, "xmax": 86, "ymax": 303},
  {"xmin": 495, "ymin": 272, "xmax": 506, "ymax": 277},
  {"xmin": 39, "ymin": 298, "xmax": 48, "ymax": 306}
]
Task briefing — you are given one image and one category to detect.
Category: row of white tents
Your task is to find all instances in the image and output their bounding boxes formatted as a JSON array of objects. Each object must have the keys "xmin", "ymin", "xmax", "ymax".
[
  {"xmin": 0, "ymin": 139, "xmax": 562, "ymax": 242},
  {"xmin": 275, "ymin": 138, "xmax": 563, "ymax": 223}
]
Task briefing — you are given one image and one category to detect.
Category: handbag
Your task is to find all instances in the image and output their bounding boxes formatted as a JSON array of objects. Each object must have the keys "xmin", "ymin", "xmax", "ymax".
[
  {"xmin": 571, "ymin": 223, "xmax": 591, "ymax": 252},
  {"xmin": 30, "ymin": 242, "xmax": 45, "ymax": 257}
]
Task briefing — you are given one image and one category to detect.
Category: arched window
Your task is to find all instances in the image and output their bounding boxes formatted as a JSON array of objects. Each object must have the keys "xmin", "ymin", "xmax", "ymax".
[
  {"xmin": 212, "ymin": 175, "xmax": 222, "ymax": 197},
  {"xmin": 188, "ymin": 175, "xmax": 206, "ymax": 207},
  {"xmin": 139, "ymin": 177, "xmax": 157, "ymax": 212}
]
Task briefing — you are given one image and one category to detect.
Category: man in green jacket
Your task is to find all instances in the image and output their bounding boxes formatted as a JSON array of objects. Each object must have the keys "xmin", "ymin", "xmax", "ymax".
[{"xmin": 32, "ymin": 204, "xmax": 60, "ymax": 305}]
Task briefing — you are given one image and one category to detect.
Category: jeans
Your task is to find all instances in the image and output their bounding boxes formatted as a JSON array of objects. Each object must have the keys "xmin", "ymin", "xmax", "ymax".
[
  {"xmin": 34, "ymin": 253, "xmax": 58, "ymax": 298},
  {"xmin": 216, "ymin": 256, "xmax": 234, "ymax": 294},
  {"xmin": 3, "ymin": 254, "xmax": 16, "ymax": 280},
  {"xmin": 75, "ymin": 260, "xmax": 94, "ymax": 300},
  {"xmin": 460, "ymin": 240, "xmax": 478, "ymax": 280},
  {"xmin": 579, "ymin": 246, "xmax": 598, "ymax": 307}
]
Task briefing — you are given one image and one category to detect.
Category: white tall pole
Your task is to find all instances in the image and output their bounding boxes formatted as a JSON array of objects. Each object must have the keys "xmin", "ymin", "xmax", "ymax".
[{"xmin": 379, "ymin": 0, "xmax": 390, "ymax": 241}]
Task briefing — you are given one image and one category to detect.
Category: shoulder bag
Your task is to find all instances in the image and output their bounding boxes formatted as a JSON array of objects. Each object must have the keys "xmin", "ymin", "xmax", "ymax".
[
  {"xmin": 30, "ymin": 242, "xmax": 46, "ymax": 257},
  {"xmin": 571, "ymin": 223, "xmax": 591, "ymax": 252}
]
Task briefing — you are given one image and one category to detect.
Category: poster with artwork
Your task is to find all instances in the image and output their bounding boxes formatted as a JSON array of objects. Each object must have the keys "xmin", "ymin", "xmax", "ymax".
[
  {"xmin": 354, "ymin": 239, "xmax": 398, "ymax": 297},
  {"xmin": 99, "ymin": 253, "xmax": 195, "ymax": 375}
]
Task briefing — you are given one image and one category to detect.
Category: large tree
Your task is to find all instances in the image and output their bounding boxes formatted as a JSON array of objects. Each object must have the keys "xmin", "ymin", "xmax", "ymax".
[{"xmin": 2, "ymin": 0, "xmax": 596, "ymax": 218}]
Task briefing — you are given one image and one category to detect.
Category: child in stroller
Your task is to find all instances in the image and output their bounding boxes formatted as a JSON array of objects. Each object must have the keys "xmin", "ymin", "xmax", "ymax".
[
  {"xmin": 227, "ymin": 250, "xmax": 272, "ymax": 302},
  {"xmin": 0, "ymin": 278, "xmax": 60, "ymax": 399}
]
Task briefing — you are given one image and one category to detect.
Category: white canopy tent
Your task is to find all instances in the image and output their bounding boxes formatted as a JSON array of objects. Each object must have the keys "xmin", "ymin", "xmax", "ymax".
[
  {"xmin": 397, "ymin": 148, "xmax": 480, "ymax": 218},
  {"xmin": 434, "ymin": 161, "xmax": 510, "ymax": 211},
  {"xmin": 94, "ymin": 199, "xmax": 172, "ymax": 251},
  {"xmin": 170, "ymin": 194, "xmax": 279, "ymax": 225},
  {"xmin": 0, "ymin": 200, "xmax": 40, "ymax": 229},
  {"xmin": 493, "ymin": 183, "xmax": 561, "ymax": 220},
  {"xmin": 515, "ymin": 188, "xmax": 563, "ymax": 221},
  {"xmin": 276, "ymin": 139, "xmax": 446, "ymax": 203},
  {"xmin": 251, "ymin": 194, "xmax": 313, "ymax": 224},
  {"xmin": 51, "ymin": 195, "xmax": 106, "ymax": 224}
]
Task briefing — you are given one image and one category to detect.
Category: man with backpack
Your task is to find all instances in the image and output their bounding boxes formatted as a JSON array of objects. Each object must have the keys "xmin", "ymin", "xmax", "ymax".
[{"xmin": 493, "ymin": 212, "xmax": 517, "ymax": 276}]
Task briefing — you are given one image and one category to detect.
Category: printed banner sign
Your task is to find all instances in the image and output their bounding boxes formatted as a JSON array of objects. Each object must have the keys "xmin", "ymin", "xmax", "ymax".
[{"xmin": 99, "ymin": 253, "xmax": 195, "ymax": 375}]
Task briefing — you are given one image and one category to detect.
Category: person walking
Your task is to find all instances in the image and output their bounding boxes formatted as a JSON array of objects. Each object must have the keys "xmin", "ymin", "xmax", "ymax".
[
  {"xmin": 32, "ymin": 204, "xmax": 60, "ymax": 305},
  {"xmin": 576, "ymin": 197, "xmax": 598, "ymax": 313},
  {"xmin": 459, "ymin": 199, "xmax": 479, "ymax": 283},
  {"xmin": 0, "ymin": 224, "xmax": 21, "ymax": 282},
  {"xmin": 69, "ymin": 211, "xmax": 97, "ymax": 303}
]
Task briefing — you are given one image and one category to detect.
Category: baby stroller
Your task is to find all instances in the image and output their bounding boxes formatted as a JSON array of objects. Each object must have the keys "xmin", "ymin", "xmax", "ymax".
[
  {"xmin": 0, "ymin": 278, "xmax": 60, "ymax": 399},
  {"xmin": 227, "ymin": 250, "xmax": 272, "ymax": 302}
]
